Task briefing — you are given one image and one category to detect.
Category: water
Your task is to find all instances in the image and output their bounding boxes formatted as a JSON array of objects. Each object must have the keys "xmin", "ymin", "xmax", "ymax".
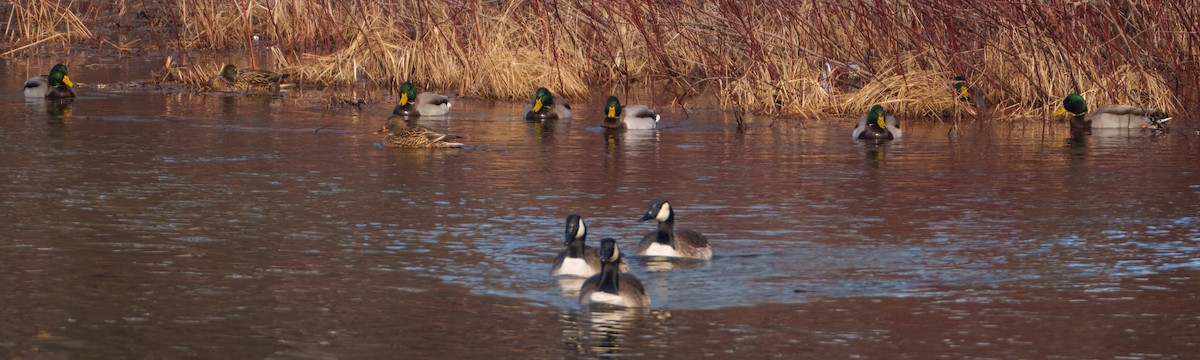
[{"xmin": 3, "ymin": 60, "xmax": 1199, "ymax": 358}]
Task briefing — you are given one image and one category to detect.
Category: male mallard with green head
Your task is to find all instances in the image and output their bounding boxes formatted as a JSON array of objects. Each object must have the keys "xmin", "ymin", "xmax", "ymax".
[
  {"xmin": 852, "ymin": 104, "xmax": 902, "ymax": 140},
  {"xmin": 601, "ymin": 96, "xmax": 660, "ymax": 130},
  {"xmin": 524, "ymin": 87, "xmax": 572, "ymax": 120},
  {"xmin": 374, "ymin": 118, "xmax": 464, "ymax": 148},
  {"xmin": 1053, "ymin": 93, "xmax": 1169, "ymax": 131},
  {"xmin": 393, "ymin": 81, "xmax": 451, "ymax": 117},
  {"xmin": 24, "ymin": 64, "xmax": 75, "ymax": 99},
  {"xmin": 208, "ymin": 64, "xmax": 289, "ymax": 93}
]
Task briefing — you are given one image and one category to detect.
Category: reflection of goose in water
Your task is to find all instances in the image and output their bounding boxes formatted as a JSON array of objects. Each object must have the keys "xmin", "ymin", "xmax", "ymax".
[{"xmin": 559, "ymin": 307, "xmax": 664, "ymax": 358}]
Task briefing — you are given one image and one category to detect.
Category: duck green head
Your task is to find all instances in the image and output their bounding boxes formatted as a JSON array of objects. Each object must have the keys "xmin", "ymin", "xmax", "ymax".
[
  {"xmin": 49, "ymin": 64, "xmax": 73, "ymax": 88},
  {"xmin": 953, "ymin": 76, "xmax": 970, "ymax": 100},
  {"xmin": 399, "ymin": 81, "xmax": 418, "ymax": 106},
  {"xmin": 867, "ymin": 104, "xmax": 888, "ymax": 128},
  {"xmin": 1053, "ymin": 93, "xmax": 1087, "ymax": 117},
  {"xmin": 532, "ymin": 87, "xmax": 554, "ymax": 112},
  {"xmin": 604, "ymin": 96, "xmax": 624, "ymax": 118}
]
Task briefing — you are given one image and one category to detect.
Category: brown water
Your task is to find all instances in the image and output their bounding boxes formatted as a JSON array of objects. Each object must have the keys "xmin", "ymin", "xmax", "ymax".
[{"xmin": 3, "ymin": 60, "xmax": 1200, "ymax": 358}]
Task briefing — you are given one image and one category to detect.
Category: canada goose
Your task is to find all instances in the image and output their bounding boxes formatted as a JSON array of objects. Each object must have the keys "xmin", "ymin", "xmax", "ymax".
[
  {"xmin": 393, "ymin": 81, "xmax": 451, "ymax": 117},
  {"xmin": 578, "ymin": 238, "xmax": 651, "ymax": 308},
  {"xmin": 551, "ymin": 214, "xmax": 629, "ymax": 277},
  {"xmin": 636, "ymin": 198, "xmax": 713, "ymax": 260},
  {"xmin": 24, "ymin": 64, "xmax": 75, "ymax": 98},
  {"xmin": 600, "ymin": 96, "xmax": 660, "ymax": 130},
  {"xmin": 524, "ymin": 87, "xmax": 572, "ymax": 120},
  {"xmin": 852, "ymin": 104, "xmax": 902, "ymax": 141}
]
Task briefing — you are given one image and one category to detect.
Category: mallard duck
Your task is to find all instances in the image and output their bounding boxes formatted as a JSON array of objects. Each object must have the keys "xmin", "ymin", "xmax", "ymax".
[
  {"xmin": 953, "ymin": 76, "xmax": 990, "ymax": 111},
  {"xmin": 601, "ymin": 96, "xmax": 660, "ymax": 130},
  {"xmin": 374, "ymin": 118, "xmax": 464, "ymax": 148},
  {"xmin": 551, "ymin": 214, "xmax": 629, "ymax": 277},
  {"xmin": 852, "ymin": 104, "xmax": 902, "ymax": 140},
  {"xmin": 524, "ymin": 87, "xmax": 572, "ymax": 120},
  {"xmin": 393, "ymin": 81, "xmax": 451, "ymax": 117},
  {"xmin": 636, "ymin": 198, "xmax": 712, "ymax": 260},
  {"xmin": 208, "ymin": 64, "xmax": 288, "ymax": 93},
  {"xmin": 1053, "ymin": 93, "xmax": 1169, "ymax": 130},
  {"xmin": 24, "ymin": 64, "xmax": 75, "ymax": 98},
  {"xmin": 579, "ymin": 238, "xmax": 651, "ymax": 308}
]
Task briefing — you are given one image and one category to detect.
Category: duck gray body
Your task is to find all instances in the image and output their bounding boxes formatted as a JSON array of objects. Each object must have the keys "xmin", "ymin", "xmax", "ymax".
[{"xmin": 601, "ymin": 96, "xmax": 659, "ymax": 130}]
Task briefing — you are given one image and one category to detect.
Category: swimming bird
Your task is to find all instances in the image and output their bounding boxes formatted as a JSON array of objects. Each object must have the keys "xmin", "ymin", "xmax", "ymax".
[
  {"xmin": 524, "ymin": 87, "xmax": 572, "ymax": 120},
  {"xmin": 374, "ymin": 118, "xmax": 464, "ymax": 148},
  {"xmin": 208, "ymin": 64, "xmax": 288, "ymax": 93},
  {"xmin": 579, "ymin": 238, "xmax": 651, "ymax": 308},
  {"xmin": 636, "ymin": 198, "xmax": 713, "ymax": 260},
  {"xmin": 852, "ymin": 104, "xmax": 902, "ymax": 141},
  {"xmin": 551, "ymin": 214, "xmax": 629, "ymax": 277},
  {"xmin": 24, "ymin": 64, "xmax": 75, "ymax": 98},
  {"xmin": 1053, "ymin": 93, "xmax": 1169, "ymax": 131},
  {"xmin": 393, "ymin": 81, "xmax": 451, "ymax": 117},
  {"xmin": 601, "ymin": 96, "xmax": 660, "ymax": 130}
]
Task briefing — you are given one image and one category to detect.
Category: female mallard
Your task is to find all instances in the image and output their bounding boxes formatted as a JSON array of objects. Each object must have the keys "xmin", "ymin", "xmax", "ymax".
[
  {"xmin": 601, "ymin": 96, "xmax": 660, "ymax": 130},
  {"xmin": 579, "ymin": 238, "xmax": 650, "ymax": 308},
  {"xmin": 1053, "ymin": 93, "xmax": 1169, "ymax": 131},
  {"xmin": 852, "ymin": 104, "xmax": 902, "ymax": 140},
  {"xmin": 208, "ymin": 64, "xmax": 289, "ymax": 93},
  {"xmin": 524, "ymin": 87, "xmax": 572, "ymax": 120},
  {"xmin": 393, "ymin": 81, "xmax": 451, "ymax": 117},
  {"xmin": 24, "ymin": 64, "xmax": 75, "ymax": 98},
  {"xmin": 374, "ymin": 118, "xmax": 464, "ymax": 148},
  {"xmin": 636, "ymin": 198, "xmax": 712, "ymax": 260},
  {"xmin": 552, "ymin": 215, "xmax": 629, "ymax": 277}
]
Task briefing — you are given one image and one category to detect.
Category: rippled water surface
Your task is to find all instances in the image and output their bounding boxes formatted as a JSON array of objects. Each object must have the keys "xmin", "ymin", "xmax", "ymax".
[{"xmin": 3, "ymin": 60, "xmax": 1199, "ymax": 358}]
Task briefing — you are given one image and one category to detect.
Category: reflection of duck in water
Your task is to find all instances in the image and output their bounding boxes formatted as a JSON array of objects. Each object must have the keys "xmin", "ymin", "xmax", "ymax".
[
  {"xmin": 524, "ymin": 87, "xmax": 573, "ymax": 120},
  {"xmin": 852, "ymin": 104, "xmax": 902, "ymax": 141},
  {"xmin": 374, "ymin": 117, "xmax": 464, "ymax": 148},
  {"xmin": 636, "ymin": 198, "xmax": 713, "ymax": 260},
  {"xmin": 208, "ymin": 64, "xmax": 288, "ymax": 93},
  {"xmin": 392, "ymin": 81, "xmax": 451, "ymax": 117},
  {"xmin": 579, "ymin": 238, "xmax": 651, "ymax": 308},
  {"xmin": 1053, "ymin": 93, "xmax": 1170, "ymax": 132},
  {"xmin": 552, "ymin": 215, "xmax": 628, "ymax": 277},
  {"xmin": 24, "ymin": 64, "xmax": 75, "ymax": 98},
  {"xmin": 601, "ymin": 96, "xmax": 659, "ymax": 130}
]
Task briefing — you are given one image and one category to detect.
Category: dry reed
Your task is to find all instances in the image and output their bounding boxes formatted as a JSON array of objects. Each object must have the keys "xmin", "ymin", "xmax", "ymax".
[{"xmin": 4, "ymin": 0, "xmax": 1197, "ymax": 120}]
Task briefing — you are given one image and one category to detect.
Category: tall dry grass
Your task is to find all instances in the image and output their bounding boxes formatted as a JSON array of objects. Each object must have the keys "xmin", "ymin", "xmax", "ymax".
[{"xmin": 4, "ymin": 0, "xmax": 1197, "ymax": 120}]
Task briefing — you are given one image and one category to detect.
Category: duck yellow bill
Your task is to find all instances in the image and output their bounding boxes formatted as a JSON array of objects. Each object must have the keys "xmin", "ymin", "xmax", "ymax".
[
  {"xmin": 63, "ymin": 75, "xmax": 74, "ymax": 88},
  {"xmin": 876, "ymin": 115, "xmax": 886, "ymax": 128},
  {"xmin": 958, "ymin": 87, "xmax": 969, "ymax": 98},
  {"xmin": 533, "ymin": 99, "xmax": 544, "ymax": 112},
  {"xmin": 1052, "ymin": 106, "xmax": 1067, "ymax": 117},
  {"xmin": 399, "ymin": 93, "xmax": 409, "ymax": 106},
  {"xmin": 607, "ymin": 106, "xmax": 616, "ymax": 118}
]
